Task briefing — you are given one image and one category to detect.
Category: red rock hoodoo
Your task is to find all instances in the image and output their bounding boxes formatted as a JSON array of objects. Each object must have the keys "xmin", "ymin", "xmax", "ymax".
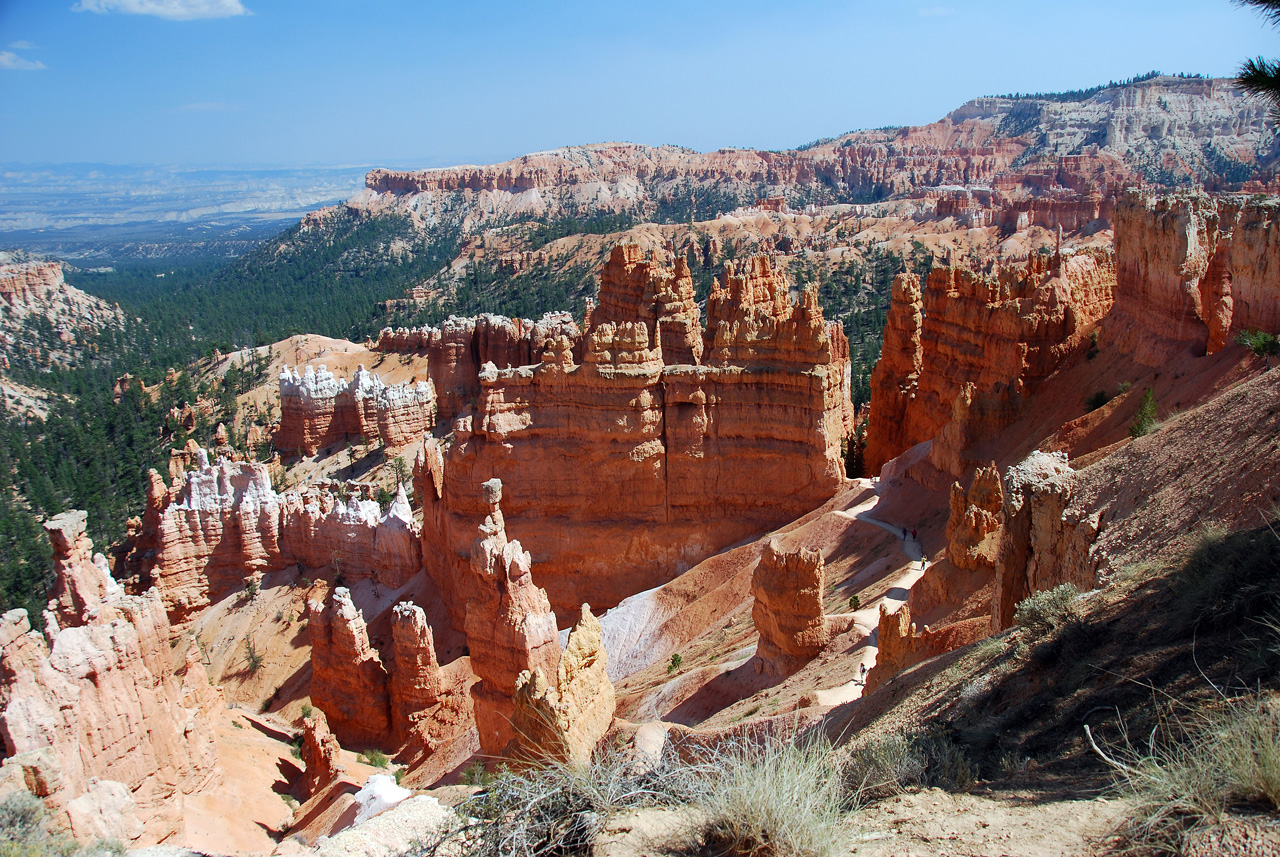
[
  {"xmin": 307, "ymin": 587, "xmax": 391, "ymax": 746},
  {"xmin": 509, "ymin": 604, "xmax": 615, "ymax": 765},
  {"xmin": 421, "ymin": 244, "xmax": 854, "ymax": 623},
  {"xmin": 463, "ymin": 479, "xmax": 562, "ymax": 757},
  {"xmin": 751, "ymin": 539, "xmax": 829, "ymax": 675}
]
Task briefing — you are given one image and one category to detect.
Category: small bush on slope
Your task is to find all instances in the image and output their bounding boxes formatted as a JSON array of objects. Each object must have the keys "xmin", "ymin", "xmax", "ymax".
[
  {"xmin": 841, "ymin": 725, "xmax": 975, "ymax": 803},
  {"xmin": 1235, "ymin": 328, "xmax": 1279, "ymax": 358},
  {"xmin": 1014, "ymin": 583, "xmax": 1081, "ymax": 638},
  {"xmin": 0, "ymin": 792, "xmax": 122, "ymax": 857},
  {"xmin": 697, "ymin": 734, "xmax": 848, "ymax": 857},
  {"xmin": 1129, "ymin": 388, "xmax": 1158, "ymax": 438}
]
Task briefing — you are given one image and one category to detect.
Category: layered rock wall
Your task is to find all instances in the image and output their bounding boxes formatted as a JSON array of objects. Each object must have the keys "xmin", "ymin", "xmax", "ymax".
[
  {"xmin": 374, "ymin": 312, "xmax": 583, "ymax": 420},
  {"xmin": 422, "ymin": 246, "xmax": 853, "ymax": 624},
  {"xmin": 1106, "ymin": 191, "xmax": 1280, "ymax": 363},
  {"xmin": 277, "ymin": 364, "xmax": 436, "ymax": 455},
  {"xmin": 138, "ymin": 455, "xmax": 421, "ymax": 625},
  {"xmin": 0, "ymin": 512, "xmax": 219, "ymax": 845},
  {"xmin": 865, "ymin": 251, "xmax": 1115, "ymax": 475}
]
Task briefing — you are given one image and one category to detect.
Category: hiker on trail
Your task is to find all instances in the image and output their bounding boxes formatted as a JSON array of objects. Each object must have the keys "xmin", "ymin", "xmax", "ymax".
[
  {"xmin": 901, "ymin": 526, "xmax": 907, "ymax": 539},
  {"xmin": 912, "ymin": 529, "xmax": 918, "ymax": 540},
  {"xmin": 860, "ymin": 663, "xmax": 867, "ymax": 681}
]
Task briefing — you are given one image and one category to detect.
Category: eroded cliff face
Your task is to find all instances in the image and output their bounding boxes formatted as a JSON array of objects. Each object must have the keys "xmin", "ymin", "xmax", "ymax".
[
  {"xmin": 865, "ymin": 251, "xmax": 1115, "ymax": 476},
  {"xmin": 0, "ymin": 260, "xmax": 125, "ymax": 377},
  {"xmin": 421, "ymin": 245, "xmax": 853, "ymax": 623},
  {"xmin": 0, "ymin": 512, "xmax": 220, "ymax": 846},
  {"xmin": 276, "ymin": 364, "xmax": 436, "ymax": 455},
  {"xmin": 138, "ymin": 453, "xmax": 420, "ymax": 626},
  {"xmin": 374, "ymin": 312, "xmax": 584, "ymax": 421},
  {"xmin": 1106, "ymin": 191, "xmax": 1280, "ymax": 363},
  {"xmin": 350, "ymin": 79, "xmax": 1272, "ymax": 231}
]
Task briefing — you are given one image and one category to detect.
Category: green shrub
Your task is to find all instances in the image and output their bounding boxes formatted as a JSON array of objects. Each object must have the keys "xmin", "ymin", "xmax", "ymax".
[
  {"xmin": 0, "ymin": 792, "xmax": 78, "ymax": 857},
  {"xmin": 849, "ymin": 594, "xmax": 861, "ymax": 611},
  {"xmin": 244, "ymin": 578, "xmax": 259, "ymax": 599},
  {"xmin": 300, "ymin": 703, "xmax": 313, "ymax": 720},
  {"xmin": 1235, "ymin": 328, "xmax": 1280, "ymax": 357},
  {"xmin": 1129, "ymin": 388, "xmax": 1158, "ymax": 438},
  {"xmin": 459, "ymin": 759, "xmax": 490, "ymax": 787},
  {"xmin": 244, "ymin": 638, "xmax": 264, "ymax": 674},
  {"xmin": 1085, "ymin": 390, "xmax": 1110, "ymax": 412},
  {"xmin": 667, "ymin": 652, "xmax": 683, "ymax": 675},
  {"xmin": 414, "ymin": 734, "xmax": 851, "ymax": 857},
  {"xmin": 361, "ymin": 749, "xmax": 390, "ymax": 768},
  {"xmin": 1013, "ymin": 584, "xmax": 1081, "ymax": 637},
  {"xmin": 411, "ymin": 744, "xmax": 704, "ymax": 857}
]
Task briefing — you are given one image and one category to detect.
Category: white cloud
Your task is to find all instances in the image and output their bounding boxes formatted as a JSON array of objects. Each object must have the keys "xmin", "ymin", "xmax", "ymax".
[
  {"xmin": 72, "ymin": 0, "xmax": 249, "ymax": 21},
  {"xmin": 0, "ymin": 51, "xmax": 46, "ymax": 71},
  {"xmin": 8, "ymin": 41, "xmax": 38, "ymax": 50},
  {"xmin": 918, "ymin": 6, "xmax": 952, "ymax": 16}
]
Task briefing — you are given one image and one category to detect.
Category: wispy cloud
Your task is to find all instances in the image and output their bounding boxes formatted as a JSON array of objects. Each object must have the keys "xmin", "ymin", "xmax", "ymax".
[
  {"xmin": 0, "ymin": 51, "xmax": 46, "ymax": 71},
  {"xmin": 8, "ymin": 41, "xmax": 38, "ymax": 50},
  {"xmin": 919, "ymin": 6, "xmax": 952, "ymax": 16},
  {"xmin": 174, "ymin": 101, "xmax": 240, "ymax": 112},
  {"xmin": 72, "ymin": 0, "xmax": 249, "ymax": 21}
]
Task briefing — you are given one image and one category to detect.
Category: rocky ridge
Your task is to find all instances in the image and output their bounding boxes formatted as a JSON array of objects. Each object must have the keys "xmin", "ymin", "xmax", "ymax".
[
  {"xmin": 0, "ymin": 260, "xmax": 124, "ymax": 384},
  {"xmin": 0, "ymin": 511, "xmax": 220, "ymax": 846}
]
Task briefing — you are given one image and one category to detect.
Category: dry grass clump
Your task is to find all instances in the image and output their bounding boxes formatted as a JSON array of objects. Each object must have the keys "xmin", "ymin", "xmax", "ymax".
[
  {"xmin": 841, "ymin": 725, "xmax": 975, "ymax": 804},
  {"xmin": 1089, "ymin": 697, "xmax": 1280, "ymax": 854},
  {"xmin": 405, "ymin": 744, "xmax": 706, "ymax": 857},
  {"xmin": 696, "ymin": 733, "xmax": 847, "ymax": 857},
  {"xmin": 408, "ymin": 731, "xmax": 853, "ymax": 857},
  {"xmin": 1013, "ymin": 583, "xmax": 1081, "ymax": 637}
]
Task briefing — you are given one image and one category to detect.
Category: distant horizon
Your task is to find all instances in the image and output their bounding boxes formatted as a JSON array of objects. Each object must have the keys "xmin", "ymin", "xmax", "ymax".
[
  {"xmin": 1, "ymin": 0, "xmax": 1274, "ymax": 169},
  {"xmin": 0, "ymin": 69, "xmax": 1249, "ymax": 173}
]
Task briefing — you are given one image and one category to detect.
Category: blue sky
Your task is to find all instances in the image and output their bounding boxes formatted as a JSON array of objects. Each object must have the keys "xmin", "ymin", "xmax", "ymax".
[{"xmin": 0, "ymin": 0, "xmax": 1276, "ymax": 169}]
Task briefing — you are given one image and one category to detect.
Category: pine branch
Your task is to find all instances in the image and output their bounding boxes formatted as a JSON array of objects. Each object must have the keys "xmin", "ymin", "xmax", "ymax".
[
  {"xmin": 1238, "ymin": 56, "xmax": 1280, "ymax": 120},
  {"xmin": 1236, "ymin": 0, "xmax": 1280, "ymax": 28}
]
